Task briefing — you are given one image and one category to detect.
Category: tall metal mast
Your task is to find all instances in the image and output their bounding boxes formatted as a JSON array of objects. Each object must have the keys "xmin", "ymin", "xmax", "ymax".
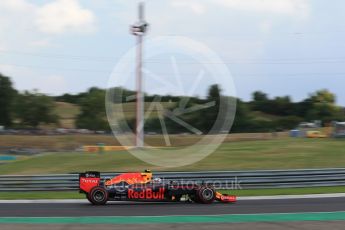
[{"xmin": 131, "ymin": 2, "xmax": 148, "ymax": 148}]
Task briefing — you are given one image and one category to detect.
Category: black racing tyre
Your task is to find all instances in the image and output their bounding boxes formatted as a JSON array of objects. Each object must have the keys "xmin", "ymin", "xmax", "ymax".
[
  {"xmin": 89, "ymin": 187, "xmax": 108, "ymax": 205},
  {"xmin": 86, "ymin": 193, "xmax": 92, "ymax": 203},
  {"xmin": 196, "ymin": 186, "xmax": 215, "ymax": 204}
]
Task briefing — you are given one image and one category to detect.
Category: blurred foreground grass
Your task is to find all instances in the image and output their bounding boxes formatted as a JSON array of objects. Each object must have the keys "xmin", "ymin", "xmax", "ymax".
[
  {"xmin": 1, "ymin": 186, "xmax": 345, "ymax": 199},
  {"xmin": 0, "ymin": 138, "xmax": 344, "ymax": 174}
]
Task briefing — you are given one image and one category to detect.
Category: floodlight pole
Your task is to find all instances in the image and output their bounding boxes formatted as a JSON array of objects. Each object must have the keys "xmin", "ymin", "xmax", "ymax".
[
  {"xmin": 131, "ymin": 2, "xmax": 148, "ymax": 148},
  {"xmin": 136, "ymin": 34, "xmax": 144, "ymax": 148}
]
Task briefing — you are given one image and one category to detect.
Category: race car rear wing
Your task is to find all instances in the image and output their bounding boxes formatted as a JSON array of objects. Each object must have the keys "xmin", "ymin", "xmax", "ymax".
[{"xmin": 79, "ymin": 171, "xmax": 101, "ymax": 193}]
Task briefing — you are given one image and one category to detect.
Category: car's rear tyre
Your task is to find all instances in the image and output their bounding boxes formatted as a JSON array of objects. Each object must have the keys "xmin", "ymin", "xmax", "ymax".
[
  {"xmin": 89, "ymin": 187, "xmax": 108, "ymax": 205},
  {"xmin": 86, "ymin": 193, "xmax": 92, "ymax": 203},
  {"xmin": 196, "ymin": 186, "xmax": 215, "ymax": 204}
]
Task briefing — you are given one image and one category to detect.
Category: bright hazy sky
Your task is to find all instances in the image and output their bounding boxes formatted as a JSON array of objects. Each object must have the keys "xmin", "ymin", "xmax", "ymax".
[{"xmin": 0, "ymin": 0, "xmax": 344, "ymax": 104}]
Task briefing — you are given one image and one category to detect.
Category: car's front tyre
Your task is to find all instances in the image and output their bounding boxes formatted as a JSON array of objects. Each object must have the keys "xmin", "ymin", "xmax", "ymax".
[{"xmin": 196, "ymin": 186, "xmax": 215, "ymax": 204}]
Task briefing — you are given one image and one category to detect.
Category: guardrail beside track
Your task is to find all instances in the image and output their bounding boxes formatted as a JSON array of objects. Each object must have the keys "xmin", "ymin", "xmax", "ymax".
[{"xmin": 0, "ymin": 168, "xmax": 345, "ymax": 191}]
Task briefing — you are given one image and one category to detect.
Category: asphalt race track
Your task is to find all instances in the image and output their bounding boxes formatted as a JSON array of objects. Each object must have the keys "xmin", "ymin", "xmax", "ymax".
[{"xmin": 1, "ymin": 197, "xmax": 345, "ymax": 217}]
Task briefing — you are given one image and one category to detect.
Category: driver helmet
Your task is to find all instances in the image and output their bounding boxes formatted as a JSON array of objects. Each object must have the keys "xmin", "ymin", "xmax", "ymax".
[{"xmin": 153, "ymin": 177, "xmax": 162, "ymax": 183}]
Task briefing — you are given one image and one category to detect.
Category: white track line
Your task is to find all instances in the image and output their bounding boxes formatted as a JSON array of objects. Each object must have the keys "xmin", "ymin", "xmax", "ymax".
[
  {"xmin": 1, "ymin": 193, "xmax": 345, "ymax": 203},
  {"xmin": 237, "ymin": 193, "xmax": 345, "ymax": 200}
]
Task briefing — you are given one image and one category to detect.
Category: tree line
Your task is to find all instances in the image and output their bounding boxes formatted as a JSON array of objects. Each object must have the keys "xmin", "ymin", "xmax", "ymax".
[
  {"xmin": 0, "ymin": 74, "xmax": 58, "ymax": 128},
  {"xmin": 1, "ymin": 73, "xmax": 344, "ymax": 133}
]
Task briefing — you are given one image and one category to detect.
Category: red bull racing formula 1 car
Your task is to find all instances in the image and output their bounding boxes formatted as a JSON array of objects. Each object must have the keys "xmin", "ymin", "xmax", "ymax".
[{"xmin": 79, "ymin": 170, "xmax": 236, "ymax": 205}]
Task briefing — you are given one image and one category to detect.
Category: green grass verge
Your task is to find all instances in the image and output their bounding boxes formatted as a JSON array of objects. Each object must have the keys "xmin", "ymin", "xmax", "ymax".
[
  {"xmin": 0, "ymin": 191, "xmax": 84, "ymax": 200},
  {"xmin": 0, "ymin": 138, "xmax": 345, "ymax": 174},
  {"xmin": 1, "ymin": 186, "xmax": 345, "ymax": 199}
]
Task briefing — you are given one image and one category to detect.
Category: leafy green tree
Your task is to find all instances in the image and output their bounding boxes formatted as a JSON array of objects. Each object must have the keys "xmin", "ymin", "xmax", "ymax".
[
  {"xmin": 202, "ymin": 84, "xmax": 222, "ymax": 132},
  {"xmin": 306, "ymin": 90, "xmax": 344, "ymax": 122},
  {"xmin": 271, "ymin": 96, "xmax": 294, "ymax": 116},
  {"xmin": 14, "ymin": 90, "xmax": 58, "ymax": 128},
  {"xmin": 0, "ymin": 74, "xmax": 16, "ymax": 127},
  {"xmin": 253, "ymin": 91, "xmax": 268, "ymax": 102},
  {"xmin": 275, "ymin": 116, "xmax": 303, "ymax": 130},
  {"xmin": 251, "ymin": 91, "xmax": 270, "ymax": 112},
  {"xmin": 294, "ymin": 99, "xmax": 313, "ymax": 118},
  {"xmin": 310, "ymin": 89, "xmax": 335, "ymax": 104},
  {"xmin": 143, "ymin": 84, "xmax": 226, "ymax": 134},
  {"xmin": 231, "ymin": 99, "xmax": 253, "ymax": 132},
  {"xmin": 76, "ymin": 88, "xmax": 109, "ymax": 131}
]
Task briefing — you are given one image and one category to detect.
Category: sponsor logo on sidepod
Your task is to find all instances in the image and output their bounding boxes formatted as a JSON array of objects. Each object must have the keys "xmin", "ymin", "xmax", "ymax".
[
  {"xmin": 128, "ymin": 188, "xmax": 165, "ymax": 199},
  {"xmin": 81, "ymin": 178, "xmax": 99, "ymax": 184}
]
